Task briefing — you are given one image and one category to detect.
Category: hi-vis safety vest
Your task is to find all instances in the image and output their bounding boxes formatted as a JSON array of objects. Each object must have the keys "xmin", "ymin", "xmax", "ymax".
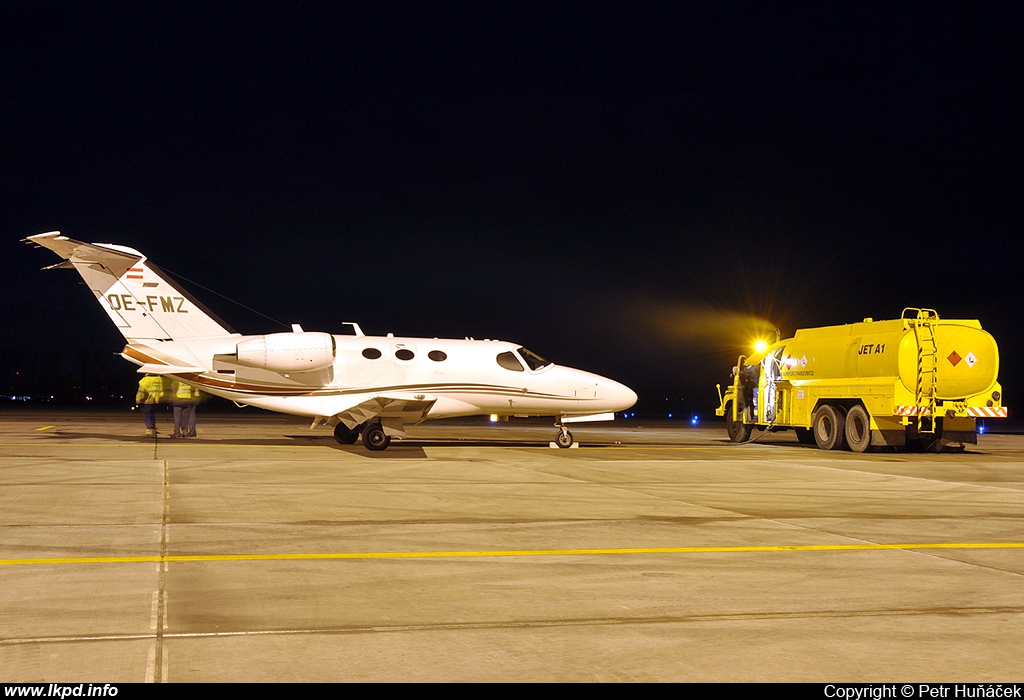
[
  {"xmin": 175, "ymin": 381, "xmax": 201, "ymax": 403},
  {"xmin": 136, "ymin": 375, "xmax": 167, "ymax": 404}
]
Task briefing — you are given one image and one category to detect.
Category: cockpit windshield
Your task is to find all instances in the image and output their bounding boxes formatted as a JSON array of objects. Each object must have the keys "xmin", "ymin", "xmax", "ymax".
[{"xmin": 517, "ymin": 347, "xmax": 551, "ymax": 371}]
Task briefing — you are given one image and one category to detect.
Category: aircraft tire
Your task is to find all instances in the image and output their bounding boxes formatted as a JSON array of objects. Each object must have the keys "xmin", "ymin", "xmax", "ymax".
[
  {"xmin": 333, "ymin": 423, "xmax": 359, "ymax": 445},
  {"xmin": 362, "ymin": 423, "xmax": 391, "ymax": 451},
  {"xmin": 813, "ymin": 404, "xmax": 846, "ymax": 450},
  {"xmin": 844, "ymin": 405, "xmax": 871, "ymax": 453},
  {"xmin": 555, "ymin": 430, "xmax": 574, "ymax": 448}
]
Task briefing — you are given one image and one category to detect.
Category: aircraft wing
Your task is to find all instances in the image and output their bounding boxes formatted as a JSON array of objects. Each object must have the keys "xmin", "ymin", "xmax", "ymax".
[
  {"xmin": 244, "ymin": 392, "xmax": 437, "ymax": 436},
  {"xmin": 333, "ymin": 394, "xmax": 437, "ymax": 433}
]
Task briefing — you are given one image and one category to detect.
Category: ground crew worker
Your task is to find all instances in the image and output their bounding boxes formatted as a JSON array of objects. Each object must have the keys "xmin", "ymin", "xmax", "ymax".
[
  {"xmin": 172, "ymin": 380, "xmax": 201, "ymax": 438},
  {"xmin": 136, "ymin": 373, "xmax": 167, "ymax": 435}
]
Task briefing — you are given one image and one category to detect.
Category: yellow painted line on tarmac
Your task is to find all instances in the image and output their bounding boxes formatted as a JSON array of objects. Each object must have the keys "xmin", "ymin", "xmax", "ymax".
[
  {"xmin": 2, "ymin": 542, "xmax": 1023, "ymax": 567},
  {"xmin": 34, "ymin": 425, "xmax": 56, "ymax": 431}
]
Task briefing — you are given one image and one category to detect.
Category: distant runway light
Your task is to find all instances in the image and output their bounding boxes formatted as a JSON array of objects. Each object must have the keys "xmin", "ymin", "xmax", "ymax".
[{"xmin": 690, "ymin": 415, "xmax": 699, "ymax": 426}]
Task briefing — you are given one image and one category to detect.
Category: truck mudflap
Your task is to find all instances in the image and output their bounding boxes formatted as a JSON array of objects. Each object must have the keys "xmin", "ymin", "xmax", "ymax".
[
  {"xmin": 871, "ymin": 429, "xmax": 906, "ymax": 447},
  {"xmin": 939, "ymin": 431, "xmax": 979, "ymax": 446}
]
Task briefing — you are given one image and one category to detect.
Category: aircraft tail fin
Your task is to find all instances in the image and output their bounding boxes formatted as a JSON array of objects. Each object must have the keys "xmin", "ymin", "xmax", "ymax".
[{"xmin": 25, "ymin": 231, "xmax": 235, "ymax": 342}]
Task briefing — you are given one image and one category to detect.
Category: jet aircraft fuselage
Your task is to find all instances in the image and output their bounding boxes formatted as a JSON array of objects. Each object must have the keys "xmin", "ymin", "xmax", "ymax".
[{"xmin": 26, "ymin": 232, "xmax": 637, "ymax": 450}]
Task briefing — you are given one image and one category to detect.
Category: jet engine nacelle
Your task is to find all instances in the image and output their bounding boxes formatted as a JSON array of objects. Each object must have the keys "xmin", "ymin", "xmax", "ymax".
[{"xmin": 234, "ymin": 332, "xmax": 336, "ymax": 372}]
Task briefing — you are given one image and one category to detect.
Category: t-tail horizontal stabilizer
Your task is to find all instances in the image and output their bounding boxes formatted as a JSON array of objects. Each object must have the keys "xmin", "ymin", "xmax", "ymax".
[{"xmin": 25, "ymin": 231, "xmax": 234, "ymax": 343}]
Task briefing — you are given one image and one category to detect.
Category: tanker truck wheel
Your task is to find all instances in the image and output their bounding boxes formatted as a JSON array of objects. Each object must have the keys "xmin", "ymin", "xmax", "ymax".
[
  {"xmin": 725, "ymin": 403, "xmax": 752, "ymax": 443},
  {"xmin": 844, "ymin": 405, "xmax": 871, "ymax": 453},
  {"xmin": 813, "ymin": 404, "xmax": 847, "ymax": 450}
]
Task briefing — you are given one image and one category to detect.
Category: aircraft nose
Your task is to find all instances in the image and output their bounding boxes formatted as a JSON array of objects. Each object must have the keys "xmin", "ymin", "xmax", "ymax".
[{"xmin": 601, "ymin": 377, "xmax": 638, "ymax": 411}]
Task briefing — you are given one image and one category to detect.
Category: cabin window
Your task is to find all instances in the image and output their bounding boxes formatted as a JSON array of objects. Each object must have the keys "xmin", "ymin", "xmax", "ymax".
[
  {"xmin": 362, "ymin": 348, "xmax": 382, "ymax": 359},
  {"xmin": 395, "ymin": 348, "xmax": 415, "ymax": 361},
  {"xmin": 517, "ymin": 347, "xmax": 551, "ymax": 371},
  {"xmin": 496, "ymin": 351, "xmax": 524, "ymax": 371},
  {"xmin": 428, "ymin": 350, "xmax": 447, "ymax": 362}
]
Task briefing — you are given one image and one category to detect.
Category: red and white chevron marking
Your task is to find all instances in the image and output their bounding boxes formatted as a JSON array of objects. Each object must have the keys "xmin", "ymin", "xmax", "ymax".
[
  {"xmin": 967, "ymin": 406, "xmax": 1008, "ymax": 418},
  {"xmin": 896, "ymin": 406, "xmax": 1006, "ymax": 418}
]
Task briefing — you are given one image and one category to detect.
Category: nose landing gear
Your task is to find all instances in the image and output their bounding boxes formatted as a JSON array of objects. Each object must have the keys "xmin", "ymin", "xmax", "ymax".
[{"xmin": 553, "ymin": 422, "xmax": 575, "ymax": 449}]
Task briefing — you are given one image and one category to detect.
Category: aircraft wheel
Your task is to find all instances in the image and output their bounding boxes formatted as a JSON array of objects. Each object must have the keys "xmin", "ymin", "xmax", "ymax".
[
  {"xmin": 725, "ymin": 403, "xmax": 752, "ymax": 443},
  {"xmin": 844, "ymin": 405, "xmax": 871, "ymax": 453},
  {"xmin": 333, "ymin": 423, "xmax": 359, "ymax": 445},
  {"xmin": 362, "ymin": 423, "xmax": 391, "ymax": 451},
  {"xmin": 555, "ymin": 429, "xmax": 574, "ymax": 448},
  {"xmin": 795, "ymin": 427, "xmax": 816, "ymax": 445},
  {"xmin": 813, "ymin": 404, "xmax": 846, "ymax": 450}
]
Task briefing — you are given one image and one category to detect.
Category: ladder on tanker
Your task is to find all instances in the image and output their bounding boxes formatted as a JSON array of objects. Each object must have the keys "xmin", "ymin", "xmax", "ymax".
[{"xmin": 910, "ymin": 308, "xmax": 940, "ymax": 433}]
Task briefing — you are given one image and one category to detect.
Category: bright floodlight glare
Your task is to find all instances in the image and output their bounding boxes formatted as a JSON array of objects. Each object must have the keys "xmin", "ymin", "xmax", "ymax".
[{"xmin": 753, "ymin": 339, "xmax": 769, "ymax": 354}]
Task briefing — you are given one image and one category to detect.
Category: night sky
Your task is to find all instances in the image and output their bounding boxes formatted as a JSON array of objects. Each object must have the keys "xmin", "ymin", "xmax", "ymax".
[{"xmin": 3, "ymin": 2, "xmax": 1022, "ymax": 417}]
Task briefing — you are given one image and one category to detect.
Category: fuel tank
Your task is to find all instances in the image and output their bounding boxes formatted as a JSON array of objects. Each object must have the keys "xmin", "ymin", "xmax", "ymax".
[{"xmin": 778, "ymin": 317, "xmax": 999, "ymax": 400}]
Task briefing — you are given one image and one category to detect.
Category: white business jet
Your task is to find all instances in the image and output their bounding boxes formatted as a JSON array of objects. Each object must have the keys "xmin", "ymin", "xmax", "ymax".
[{"xmin": 26, "ymin": 232, "xmax": 637, "ymax": 450}]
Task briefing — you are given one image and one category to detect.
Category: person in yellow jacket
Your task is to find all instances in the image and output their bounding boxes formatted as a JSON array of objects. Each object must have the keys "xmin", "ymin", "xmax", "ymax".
[
  {"xmin": 136, "ymin": 374, "xmax": 168, "ymax": 435},
  {"xmin": 171, "ymin": 380, "xmax": 202, "ymax": 438}
]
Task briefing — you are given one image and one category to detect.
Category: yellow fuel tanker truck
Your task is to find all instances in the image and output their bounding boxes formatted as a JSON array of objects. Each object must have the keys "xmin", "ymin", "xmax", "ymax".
[{"xmin": 715, "ymin": 309, "xmax": 1006, "ymax": 452}]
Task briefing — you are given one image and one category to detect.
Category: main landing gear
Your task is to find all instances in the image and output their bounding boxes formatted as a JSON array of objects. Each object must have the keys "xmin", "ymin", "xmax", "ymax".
[
  {"xmin": 361, "ymin": 422, "xmax": 391, "ymax": 451},
  {"xmin": 333, "ymin": 423, "xmax": 359, "ymax": 444},
  {"xmin": 333, "ymin": 421, "xmax": 391, "ymax": 451}
]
